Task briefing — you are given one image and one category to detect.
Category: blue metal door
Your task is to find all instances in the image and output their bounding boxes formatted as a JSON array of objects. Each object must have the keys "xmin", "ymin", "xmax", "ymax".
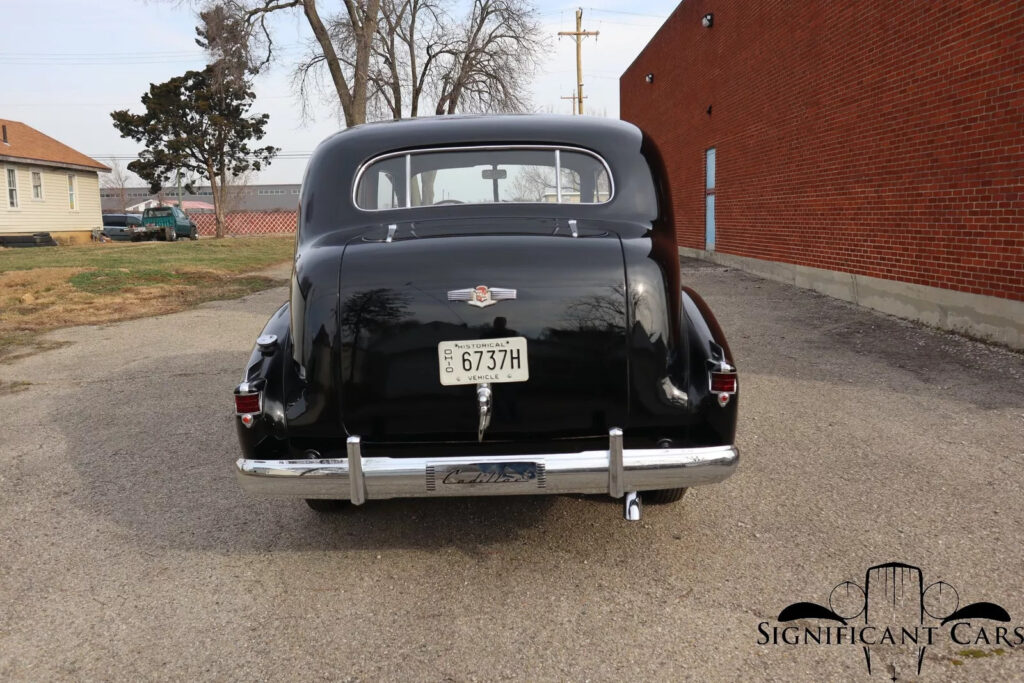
[{"xmin": 705, "ymin": 148, "xmax": 716, "ymax": 250}]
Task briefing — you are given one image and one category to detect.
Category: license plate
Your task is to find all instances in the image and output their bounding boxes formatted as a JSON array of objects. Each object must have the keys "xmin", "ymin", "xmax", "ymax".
[{"xmin": 437, "ymin": 336, "xmax": 529, "ymax": 386}]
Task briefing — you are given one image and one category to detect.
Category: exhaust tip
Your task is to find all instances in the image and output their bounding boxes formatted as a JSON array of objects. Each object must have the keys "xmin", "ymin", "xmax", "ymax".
[{"xmin": 624, "ymin": 491, "xmax": 642, "ymax": 521}]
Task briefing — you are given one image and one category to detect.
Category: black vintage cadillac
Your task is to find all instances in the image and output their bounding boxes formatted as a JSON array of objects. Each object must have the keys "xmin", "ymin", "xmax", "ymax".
[{"xmin": 234, "ymin": 115, "xmax": 738, "ymax": 521}]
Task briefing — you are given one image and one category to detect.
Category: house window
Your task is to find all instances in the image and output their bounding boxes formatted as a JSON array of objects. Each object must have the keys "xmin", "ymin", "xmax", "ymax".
[
  {"xmin": 6, "ymin": 168, "xmax": 18, "ymax": 208},
  {"xmin": 32, "ymin": 171, "xmax": 43, "ymax": 200},
  {"xmin": 67, "ymin": 173, "xmax": 76, "ymax": 210}
]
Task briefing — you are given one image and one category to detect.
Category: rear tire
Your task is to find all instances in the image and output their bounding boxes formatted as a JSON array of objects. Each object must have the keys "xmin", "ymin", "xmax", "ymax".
[
  {"xmin": 643, "ymin": 487, "xmax": 688, "ymax": 505},
  {"xmin": 305, "ymin": 499, "xmax": 347, "ymax": 513}
]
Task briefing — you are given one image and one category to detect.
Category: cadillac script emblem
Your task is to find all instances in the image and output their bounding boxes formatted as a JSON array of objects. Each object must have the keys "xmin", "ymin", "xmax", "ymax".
[{"xmin": 447, "ymin": 285, "xmax": 517, "ymax": 308}]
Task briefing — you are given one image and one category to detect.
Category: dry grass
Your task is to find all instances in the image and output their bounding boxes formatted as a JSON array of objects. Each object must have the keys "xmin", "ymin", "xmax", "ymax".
[{"xmin": 0, "ymin": 237, "xmax": 293, "ymax": 362}]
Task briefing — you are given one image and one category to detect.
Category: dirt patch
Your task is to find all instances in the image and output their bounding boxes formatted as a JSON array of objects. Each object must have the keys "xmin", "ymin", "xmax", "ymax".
[
  {"xmin": 0, "ymin": 379, "xmax": 31, "ymax": 395},
  {"xmin": 0, "ymin": 267, "xmax": 278, "ymax": 363}
]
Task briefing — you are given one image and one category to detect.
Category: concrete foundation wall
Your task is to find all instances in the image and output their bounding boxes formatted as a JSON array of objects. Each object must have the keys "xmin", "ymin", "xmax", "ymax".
[{"xmin": 681, "ymin": 247, "xmax": 1024, "ymax": 350}]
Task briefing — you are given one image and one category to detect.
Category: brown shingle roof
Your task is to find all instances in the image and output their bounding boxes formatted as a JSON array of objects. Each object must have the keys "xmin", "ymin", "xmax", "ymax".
[{"xmin": 0, "ymin": 119, "xmax": 110, "ymax": 172}]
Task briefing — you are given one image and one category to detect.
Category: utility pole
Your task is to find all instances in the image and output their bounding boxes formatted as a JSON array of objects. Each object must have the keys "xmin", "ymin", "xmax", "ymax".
[
  {"xmin": 560, "ymin": 92, "xmax": 583, "ymax": 115},
  {"xmin": 558, "ymin": 8, "xmax": 599, "ymax": 115}
]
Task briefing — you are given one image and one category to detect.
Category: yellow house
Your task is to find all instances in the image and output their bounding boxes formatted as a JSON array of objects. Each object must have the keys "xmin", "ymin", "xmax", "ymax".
[{"xmin": 0, "ymin": 119, "xmax": 110, "ymax": 245}]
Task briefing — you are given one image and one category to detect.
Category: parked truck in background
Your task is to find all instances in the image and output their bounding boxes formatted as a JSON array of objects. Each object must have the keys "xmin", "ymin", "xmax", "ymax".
[{"xmin": 141, "ymin": 206, "xmax": 199, "ymax": 241}]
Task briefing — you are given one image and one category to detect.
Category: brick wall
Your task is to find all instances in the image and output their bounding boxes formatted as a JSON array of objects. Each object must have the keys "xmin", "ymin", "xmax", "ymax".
[
  {"xmin": 188, "ymin": 211, "xmax": 296, "ymax": 237},
  {"xmin": 621, "ymin": 0, "xmax": 1023, "ymax": 302}
]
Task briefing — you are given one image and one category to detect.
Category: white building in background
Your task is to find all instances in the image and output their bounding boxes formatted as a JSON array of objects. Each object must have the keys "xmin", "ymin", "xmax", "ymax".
[{"xmin": 0, "ymin": 119, "xmax": 109, "ymax": 245}]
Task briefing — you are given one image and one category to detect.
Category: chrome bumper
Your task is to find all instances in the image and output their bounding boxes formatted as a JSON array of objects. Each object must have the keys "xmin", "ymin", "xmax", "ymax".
[{"xmin": 235, "ymin": 429, "xmax": 738, "ymax": 502}]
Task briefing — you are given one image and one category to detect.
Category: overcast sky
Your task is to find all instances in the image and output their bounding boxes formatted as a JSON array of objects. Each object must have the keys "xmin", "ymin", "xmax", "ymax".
[{"xmin": 1, "ymin": 0, "xmax": 678, "ymax": 185}]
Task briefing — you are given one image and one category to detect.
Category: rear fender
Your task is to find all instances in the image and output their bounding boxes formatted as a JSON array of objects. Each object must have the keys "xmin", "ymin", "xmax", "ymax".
[
  {"xmin": 235, "ymin": 302, "xmax": 292, "ymax": 459},
  {"xmin": 682, "ymin": 288, "xmax": 738, "ymax": 444}
]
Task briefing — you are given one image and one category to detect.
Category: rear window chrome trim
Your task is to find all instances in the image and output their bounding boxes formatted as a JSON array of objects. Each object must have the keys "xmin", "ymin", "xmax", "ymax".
[{"xmin": 352, "ymin": 144, "xmax": 615, "ymax": 212}]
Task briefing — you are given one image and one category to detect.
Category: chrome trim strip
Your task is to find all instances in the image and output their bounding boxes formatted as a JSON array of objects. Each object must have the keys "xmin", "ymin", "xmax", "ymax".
[
  {"xmin": 347, "ymin": 436, "xmax": 366, "ymax": 505},
  {"xmin": 608, "ymin": 427, "xmax": 624, "ymax": 498},
  {"xmin": 236, "ymin": 444, "xmax": 738, "ymax": 500},
  {"xmin": 352, "ymin": 144, "xmax": 615, "ymax": 212},
  {"xmin": 404, "ymin": 154, "xmax": 411, "ymax": 208},
  {"xmin": 555, "ymin": 149, "xmax": 562, "ymax": 203}
]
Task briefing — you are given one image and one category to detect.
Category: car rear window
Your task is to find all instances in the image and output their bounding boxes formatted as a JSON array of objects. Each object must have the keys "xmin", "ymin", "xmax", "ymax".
[
  {"xmin": 355, "ymin": 146, "xmax": 613, "ymax": 211},
  {"xmin": 145, "ymin": 208, "xmax": 173, "ymax": 217},
  {"xmin": 103, "ymin": 215, "xmax": 126, "ymax": 227}
]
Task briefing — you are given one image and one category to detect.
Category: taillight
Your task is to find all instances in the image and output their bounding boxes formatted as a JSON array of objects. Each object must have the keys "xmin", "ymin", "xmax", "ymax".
[
  {"xmin": 235, "ymin": 380, "xmax": 265, "ymax": 428},
  {"xmin": 710, "ymin": 369, "xmax": 737, "ymax": 407},
  {"xmin": 235, "ymin": 392, "xmax": 261, "ymax": 414},
  {"xmin": 710, "ymin": 372, "xmax": 737, "ymax": 394}
]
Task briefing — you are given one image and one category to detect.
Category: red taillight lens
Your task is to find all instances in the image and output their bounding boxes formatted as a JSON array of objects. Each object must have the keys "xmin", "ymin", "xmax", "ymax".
[
  {"xmin": 235, "ymin": 392, "xmax": 261, "ymax": 414},
  {"xmin": 710, "ymin": 372, "xmax": 737, "ymax": 393}
]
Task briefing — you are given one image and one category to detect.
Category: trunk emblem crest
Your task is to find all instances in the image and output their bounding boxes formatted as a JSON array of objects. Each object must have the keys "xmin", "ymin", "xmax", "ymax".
[{"xmin": 447, "ymin": 285, "xmax": 516, "ymax": 308}]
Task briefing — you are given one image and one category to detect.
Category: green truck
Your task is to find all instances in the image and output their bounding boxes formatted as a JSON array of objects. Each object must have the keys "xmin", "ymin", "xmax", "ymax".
[{"xmin": 141, "ymin": 206, "xmax": 199, "ymax": 241}]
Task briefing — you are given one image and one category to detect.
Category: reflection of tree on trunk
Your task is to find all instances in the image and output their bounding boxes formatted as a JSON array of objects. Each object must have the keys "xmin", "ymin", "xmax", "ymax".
[
  {"xmin": 341, "ymin": 288, "xmax": 410, "ymax": 381},
  {"xmin": 563, "ymin": 285, "xmax": 637, "ymax": 332}
]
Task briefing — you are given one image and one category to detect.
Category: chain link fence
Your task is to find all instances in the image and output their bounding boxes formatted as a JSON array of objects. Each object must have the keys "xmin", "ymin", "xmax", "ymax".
[{"xmin": 187, "ymin": 211, "xmax": 297, "ymax": 237}]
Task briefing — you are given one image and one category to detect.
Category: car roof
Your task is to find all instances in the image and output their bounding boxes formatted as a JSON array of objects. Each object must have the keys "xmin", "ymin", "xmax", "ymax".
[{"xmin": 320, "ymin": 114, "xmax": 642, "ymax": 155}]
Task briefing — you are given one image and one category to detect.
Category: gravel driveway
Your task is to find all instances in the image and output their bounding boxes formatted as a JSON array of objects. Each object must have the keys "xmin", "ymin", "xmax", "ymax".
[{"xmin": 1, "ymin": 259, "xmax": 1022, "ymax": 681}]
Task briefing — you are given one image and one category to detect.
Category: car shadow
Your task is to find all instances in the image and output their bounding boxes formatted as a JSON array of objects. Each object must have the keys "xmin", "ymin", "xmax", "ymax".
[{"xmin": 56, "ymin": 351, "xmax": 622, "ymax": 556}]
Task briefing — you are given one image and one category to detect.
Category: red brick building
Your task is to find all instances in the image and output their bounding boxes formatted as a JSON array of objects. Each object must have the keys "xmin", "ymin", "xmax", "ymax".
[{"xmin": 621, "ymin": 1, "xmax": 1023, "ymax": 347}]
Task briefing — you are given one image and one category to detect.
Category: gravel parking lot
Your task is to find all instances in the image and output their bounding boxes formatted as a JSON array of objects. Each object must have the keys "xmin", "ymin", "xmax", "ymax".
[{"xmin": 1, "ymin": 259, "xmax": 1022, "ymax": 681}]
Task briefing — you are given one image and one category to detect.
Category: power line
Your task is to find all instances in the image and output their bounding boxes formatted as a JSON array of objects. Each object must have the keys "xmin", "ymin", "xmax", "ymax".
[
  {"xmin": 92, "ymin": 152, "xmax": 316, "ymax": 160},
  {"xmin": 0, "ymin": 46, "xmax": 302, "ymax": 66},
  {"xmin": 586, "ymin": 8, "xmax": 667, "ymax": 20},
  {"xmin": 0, "ymin": 58, "xmax": 207, "ymax": 66},
  {"xmin": 0, "ymin": 49, "xmax": 206, "ymax": 56},
  {"xmin": 6, "ymin": 94, "xmax": 296, "ymax": 107}
]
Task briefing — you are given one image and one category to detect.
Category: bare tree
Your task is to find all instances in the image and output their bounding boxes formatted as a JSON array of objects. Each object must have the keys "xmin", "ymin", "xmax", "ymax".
[
  {"xmin": 204, "ymin": 0, "xmax": 542, "ymax": 125},
  {"xmin": 363, "ymin": 0, "xmax": 449, "ymax": 120},
  {"xmin": 219, "ymin": 170, "xmax": 253, "ymax": 215},
  {"xmin": 432, "ymin": 0, "xmax": 542, "ymax": 115},
  {"xmin": 510, "ymin": 164, "xmax": 554, "ymax": 202},
  {"xmin": 509, "ymin": 162, "xmax": 609, "ymax": 204},
  {"xmin": 196, "ymin": 5, "xmax": 260, "ymax": 80},
  {"xmin": 213, "ymin": 0, "xmax": 381, "ymax": 127},
  {"xmin": 101, "ymin": 158, "xmax": 134, "ymax": 213}
]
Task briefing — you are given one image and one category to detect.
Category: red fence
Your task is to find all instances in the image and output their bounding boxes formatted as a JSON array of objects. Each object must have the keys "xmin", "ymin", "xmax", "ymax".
[{"xmin": 188, "ymin": 211, "xmax": 297, "ymax": 237}]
